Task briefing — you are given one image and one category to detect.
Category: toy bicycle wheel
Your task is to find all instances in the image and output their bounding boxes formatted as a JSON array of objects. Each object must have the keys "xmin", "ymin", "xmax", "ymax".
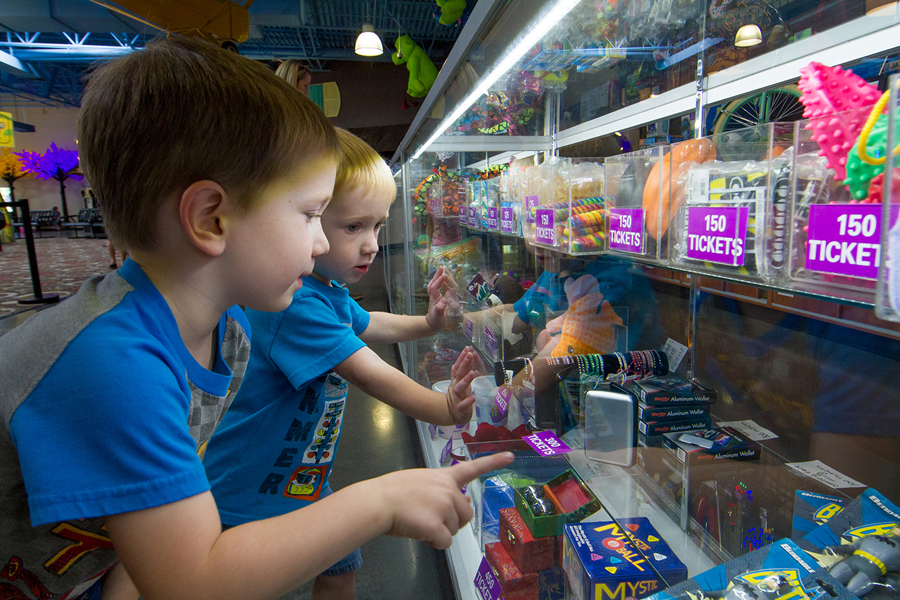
[{"xmin": 712, "ymin": 85, "xmax": 804, "ymax": 134}]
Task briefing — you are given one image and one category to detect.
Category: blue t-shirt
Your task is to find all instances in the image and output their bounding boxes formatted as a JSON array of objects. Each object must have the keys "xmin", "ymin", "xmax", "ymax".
[
  {"xmin": 0, "ymin": 259, "xmax": 250, "ymax": 599},
  {"xmin": 204, "ymin": 276, "xmax": 370, "ymax": 525}
]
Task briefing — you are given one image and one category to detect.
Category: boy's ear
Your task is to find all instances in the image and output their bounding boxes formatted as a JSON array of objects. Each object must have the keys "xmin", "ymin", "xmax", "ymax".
[{"xmin": 179, "ymin": 180, "xmax": 229, "ymax": 256}]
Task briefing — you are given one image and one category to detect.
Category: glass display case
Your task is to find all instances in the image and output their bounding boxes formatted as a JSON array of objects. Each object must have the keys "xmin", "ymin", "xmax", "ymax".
[{"xmin": 386, "ymin": 2, "xmax": 900, "ymax": 600}]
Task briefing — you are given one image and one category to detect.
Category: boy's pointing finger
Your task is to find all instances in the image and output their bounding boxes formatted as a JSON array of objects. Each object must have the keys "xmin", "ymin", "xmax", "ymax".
[{"xmin": 447, "ymin": 452, "xmax": 514, "ymax": 487}]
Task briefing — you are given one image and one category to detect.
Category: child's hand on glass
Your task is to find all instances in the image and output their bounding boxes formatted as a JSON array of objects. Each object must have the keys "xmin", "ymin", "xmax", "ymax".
[
  {"xmin": 425, "ymin": 266, "xmax": 460, "ymax": 331},
  {"xmin": 446, "ymin": 346, "xmax": 479, "ymax": 425}
]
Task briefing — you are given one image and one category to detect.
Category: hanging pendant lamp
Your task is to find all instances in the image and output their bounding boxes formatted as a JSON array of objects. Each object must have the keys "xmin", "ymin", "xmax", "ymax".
[{"xmin": 355, "ymin": 23, "xmax": 383, "ymax": 56}]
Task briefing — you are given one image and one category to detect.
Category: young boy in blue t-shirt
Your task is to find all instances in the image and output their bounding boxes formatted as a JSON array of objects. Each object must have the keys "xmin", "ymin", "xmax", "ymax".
[
  {"xmin": 204, "ymin": 129, "xmax": 481, "ymax": 600},
  {"xmin": 0, "ymin": 38, "xmax": 511, "ymax": 600}
]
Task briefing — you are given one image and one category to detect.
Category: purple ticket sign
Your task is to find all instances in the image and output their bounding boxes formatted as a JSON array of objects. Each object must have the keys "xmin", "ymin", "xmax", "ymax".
[
  {"xmin": 525, "ymin": 195, "xmax": 539, "ymax": 224},
  {"xmin": 534, "ymin": 208, "xmax": 556, "ymax": 246},
  {"xmin": 501, "ymin": 206, "xmax": 516, "ymax": 234},
  {"xmin": 474, "ymin": 557, "xmax": 503, "ymax": 600},
  {"xmin": 459, "ymin": 205, "xmax": 467, "ymax": 227},
  {"xmin": 806, "ymin": 204, "xmax": 899, "ymax": 280},
  {"xmin": 484, "ymin": 325, "xmax": 498, "ymax": 357},
  {"xmin": 609, "ymin": 208, "xmax": 644, "ymax": 254},
  {"xmin": 685, "ymin": 206, "xmax": 749, "ymax": 266},
  {"xmin": 486, "ymin": 206, "xmax": 500, "ymax": 231},
  {"xmin": 523, "ymin": 431, "xmax": 573, "ymax": 457},
  {"xmin": 468, "ymin": 205, "xmax": 478, "ymax": 228},
  {"xmin": 463, "ymin": 316, "xmax": 474, "ymax": 341},
  {"xmin": 494, "ymin": 387, "xmax": 512, "ymax": 415}
]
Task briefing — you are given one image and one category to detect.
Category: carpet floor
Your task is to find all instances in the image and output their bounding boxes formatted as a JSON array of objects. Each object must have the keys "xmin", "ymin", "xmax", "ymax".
[{"xmin": 0, "ymin": 236, "xmax": 116, "ymax": 315}]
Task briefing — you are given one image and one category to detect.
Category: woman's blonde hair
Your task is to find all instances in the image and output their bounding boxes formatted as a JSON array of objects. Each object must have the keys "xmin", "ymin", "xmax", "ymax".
[
  {"xmin": 334, "ymin": 129, "xmax": 396, "ymax": 203},
  {"xmin": 275, "ymin": 59, "xmax": 312, "ymax": 89}
]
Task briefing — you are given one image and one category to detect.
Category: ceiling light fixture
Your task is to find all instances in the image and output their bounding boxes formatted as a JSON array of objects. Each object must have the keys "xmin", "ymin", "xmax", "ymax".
[
  {"xmin": 735, "ymin": 24, "xmax": 762, "ymax": 47},
  {"xmin": 412, "ymin": 0, "xmax": 584, "ymax": 159},
  {"xmin": 355, "ymin": 23, "xmax": 383, "ymax": 56}
]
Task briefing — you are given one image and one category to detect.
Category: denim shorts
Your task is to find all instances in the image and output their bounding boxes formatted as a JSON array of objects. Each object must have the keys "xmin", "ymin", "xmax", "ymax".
[{"xmin": 319, "ymin": 485, "xmax": 364, "ymax": 577}]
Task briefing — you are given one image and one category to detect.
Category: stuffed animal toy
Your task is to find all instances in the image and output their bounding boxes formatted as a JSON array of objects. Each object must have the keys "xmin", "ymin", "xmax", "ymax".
[
  {"xmin": 543, "ymin": 274, "xmax": 623, "ymax": 357},
  {"xmin": 392, "ymin": 35, "xmax": 438, "ymax": 108},
  {"xmin": 434, "ymin": 0, "xmax": 467, "ymax": 25}
]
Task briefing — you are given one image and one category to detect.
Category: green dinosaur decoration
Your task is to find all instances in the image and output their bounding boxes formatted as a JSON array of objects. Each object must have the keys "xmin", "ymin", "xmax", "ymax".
[
  {"xmin": 435, "ymin": 0, "xmax": 467, "ymax": 25},
  {"xmin": 392, "ymin": 35, "xmax": 438, "ymax": 101}
]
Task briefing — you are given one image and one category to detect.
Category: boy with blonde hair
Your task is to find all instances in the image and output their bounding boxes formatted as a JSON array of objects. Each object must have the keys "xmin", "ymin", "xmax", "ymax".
[
  {"xmin": 203, "ymin": 129, "xmax": 478, "ymax": 600},
  {"xmin": 0, "ymin": 37, "xmax": 510, "ymax": 600}
]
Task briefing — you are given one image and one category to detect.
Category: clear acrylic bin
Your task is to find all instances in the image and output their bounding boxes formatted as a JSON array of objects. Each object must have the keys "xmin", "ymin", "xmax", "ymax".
[
  {"xmin": 876, "ymin": 74, "xmax": 900, "ymax": 321},
  {"xmin": 605, "ymin": 147, "xmax": 668, "ymax": 262},
  {"xmin": 789, "ymin": 108, "xmax": 898, "ymax": 299},
  {"xmin": 670, "ymin": 124, "xmax": 790, "ymax": 283}
]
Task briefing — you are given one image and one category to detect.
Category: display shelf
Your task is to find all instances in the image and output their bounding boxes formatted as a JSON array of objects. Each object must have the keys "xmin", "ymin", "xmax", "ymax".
[{"xmin": 384, "ymin": 1, "xmax": 900, "ymax": 598}]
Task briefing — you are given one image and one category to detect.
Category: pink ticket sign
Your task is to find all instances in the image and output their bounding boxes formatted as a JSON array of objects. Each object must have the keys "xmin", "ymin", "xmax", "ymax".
[
  {"xmin": 535, "ymin": 208, "xmax": 556, "ymax": 245},
  {"xmin": 686, "ymin": 206, "xmax": 749, "ymax": 266},
  {"xmin": 525, "ymin": 195, "xmax": 539, "ymax": 224},
  {"xmin": 523, "ymin": 431, "xmax": 573, "ymax": 457},
  {"xmin": 609, "ymin": 208, "xmax": 644, "ymax": 254},
  {"xmin": 474, "ymin": 557, "xmax": 503, "ymax": 600},
  {"xmin": 501, "ymin": 206, "xmax": 516, "ymax": 234},
  {"xmin": 806, "ymin": 204, "xmax": 899, "ymax": 280},
  {"xmin": 486, "ymin": 206, "xmax": 500, "ymax": 231}
]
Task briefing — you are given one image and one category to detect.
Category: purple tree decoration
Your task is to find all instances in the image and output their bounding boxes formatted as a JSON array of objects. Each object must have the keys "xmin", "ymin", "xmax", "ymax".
[{"xmin": 15, "ymin": 143, "xmax": 83, "ymax": 220}]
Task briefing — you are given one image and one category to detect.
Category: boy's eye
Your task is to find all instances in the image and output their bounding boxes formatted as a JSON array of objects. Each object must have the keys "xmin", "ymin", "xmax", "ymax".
[{"xmin": 347, "ymin": 224, "xmax": 361, "ymax": 233}]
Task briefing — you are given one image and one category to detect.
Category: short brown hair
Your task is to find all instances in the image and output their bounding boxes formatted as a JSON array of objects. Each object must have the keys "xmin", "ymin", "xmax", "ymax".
[
  {"xmin": 333, "ymin": 129, "xmax": 396, "ymax": 204},
  {"xmin": 78, "ymin": 36, "xmax": 339, "ymax": 251}
]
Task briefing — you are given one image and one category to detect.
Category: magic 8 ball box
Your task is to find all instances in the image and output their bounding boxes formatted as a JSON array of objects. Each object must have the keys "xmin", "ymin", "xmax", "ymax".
[{"xmin": 563, "ymin": 518, "xmax": 687, "ymax": 600}]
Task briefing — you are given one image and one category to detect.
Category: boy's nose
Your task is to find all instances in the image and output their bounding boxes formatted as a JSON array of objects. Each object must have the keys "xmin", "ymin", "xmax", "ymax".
[
  {"xmin": 313, "ymin": 220, "xmax": 329, "ymax": 256},
  {"xmin": 361, "ymin": 230, "xmax": 379, "ymax": 255}
]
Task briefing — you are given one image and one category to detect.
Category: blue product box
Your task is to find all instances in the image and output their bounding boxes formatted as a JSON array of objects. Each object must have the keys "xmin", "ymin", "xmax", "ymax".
[
  {"xmin": 646, "ymin": 538, "xmax": 857, "ymax": 600},
  {"xmin": 791, "ymin": 491, "xmax": 846, "ymax": 541},
  {"xmin": 563, "ymin": 518, "xmax": 687, "ymax": 600}
]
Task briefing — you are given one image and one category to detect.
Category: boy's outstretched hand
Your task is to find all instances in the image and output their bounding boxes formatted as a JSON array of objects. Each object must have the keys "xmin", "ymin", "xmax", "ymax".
[
  {"xmin": 446, "ymin": 346, "xmax": 483, "ymax": 425},
  {"xmin": 425, "ymin": 266, "xmax": 459, "ymax": 331},
  {"xmin": 379, "ymin": 452, "xmax": 515, "ymax": 549}
]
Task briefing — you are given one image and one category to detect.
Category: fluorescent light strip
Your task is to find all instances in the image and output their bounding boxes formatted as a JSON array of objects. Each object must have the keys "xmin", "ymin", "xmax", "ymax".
[{"xmin": 411, "ymin": 0, "xmax": 584, "ymax": 160}]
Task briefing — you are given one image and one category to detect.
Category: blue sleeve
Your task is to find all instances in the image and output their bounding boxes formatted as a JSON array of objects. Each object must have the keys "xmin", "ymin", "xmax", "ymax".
[
  {"xmin": 11, "ymin": 332, "xmax": 208, "ymax": 526},
  {"xmin": 270, "ymin": 294, "xmax": 368, "ymax": 389},
  {"xmin": 514, "ymin": 271, "xmax": 554, "ymax": 323},
  {"xmin": 349, "ymin": 298, "xmax": 371, "ymax": 336}
]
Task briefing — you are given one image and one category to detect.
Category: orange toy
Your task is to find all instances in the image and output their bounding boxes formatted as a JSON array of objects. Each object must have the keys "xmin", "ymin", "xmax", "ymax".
[
  {"xmin": 546, "ymin": 275, "xmax": 623, "ymax": 357},
  {"xmin": 642, "ymin": 139, "xmax": 717, "ymax": 240}
]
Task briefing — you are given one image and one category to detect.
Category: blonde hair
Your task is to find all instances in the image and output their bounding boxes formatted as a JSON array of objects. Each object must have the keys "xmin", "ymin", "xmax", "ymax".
[
  {"xmin": 275, "ymin": 60, "xmax": 312, "ymax": 89},
  {"xmin": 334, "ymin": 129, "xmax": 396, "ymax": 203},
  {"xmin": 78, "ymin": 36, "xmax": 339, "ymax": 251}
]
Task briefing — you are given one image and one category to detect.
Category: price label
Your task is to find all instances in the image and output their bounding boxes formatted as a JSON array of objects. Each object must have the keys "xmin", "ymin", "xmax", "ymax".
[
  {"xmin": 500, "ymin": 206, "xmax": 516, "ymax": 234},
  {"xmin": 484, "ymin": 325, "xmax": 498, "ymax": 356},
  {"xmin": 494, "ymin": 386, "xmax": 512, "ymax": 416},
  {"xmin": 463, "ymin": 316, "xmax": 474, "ymax": 341},
  {"xmin": 459, "ymin": 204, "xmax": 467, "ymax": 227},
  {"xmin": 535, "ymin": 208, "xmax": 556, "ymax": 245},
  {"xmin": 786, "ymin": 460, "xmax": 865, "ymax": 489},
  {"xmin": 474, "ymin": 557, "xmax": 503, "ymax": 600},
  {"xmin": 525, "ymin": 195, "xmax": 539, "ymax": 224},
  {"xmin": 486, "ymin": 206, "xmax": 499, "ymax": 231},
  {"xmin": 468, "ymin": 205, "xmax": 478, "ymax": 228},
  {"xmin": 429, "ymin": 191, "xmax": 439, "ymax": 215},
  {"xmin": 609, "ymin": 208, "xmax": 644, "ymax": 254},
  {"xmin": 523, "ymin": 431, "xmax": 573, "ymax": 456},
  {"xmin": 806, "ymin": 204, "xmax": 899, "ymax": 280},
  {"xmin": 685, "ymin": 206, "xmax": 749, "ymax": 266}
]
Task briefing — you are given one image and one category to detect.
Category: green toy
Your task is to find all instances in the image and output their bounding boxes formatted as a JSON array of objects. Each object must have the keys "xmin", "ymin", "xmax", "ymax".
[
  {"xmin": 435, "ymin": 0, "xmax": 467, "ymax": 25},
  {"xmin": 392, "ymin": 35, "xmax": 438, "ymax": 101},
  {"xmin": 845, "ymin": 112, "xmax": 900, "ymax": 200}
]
